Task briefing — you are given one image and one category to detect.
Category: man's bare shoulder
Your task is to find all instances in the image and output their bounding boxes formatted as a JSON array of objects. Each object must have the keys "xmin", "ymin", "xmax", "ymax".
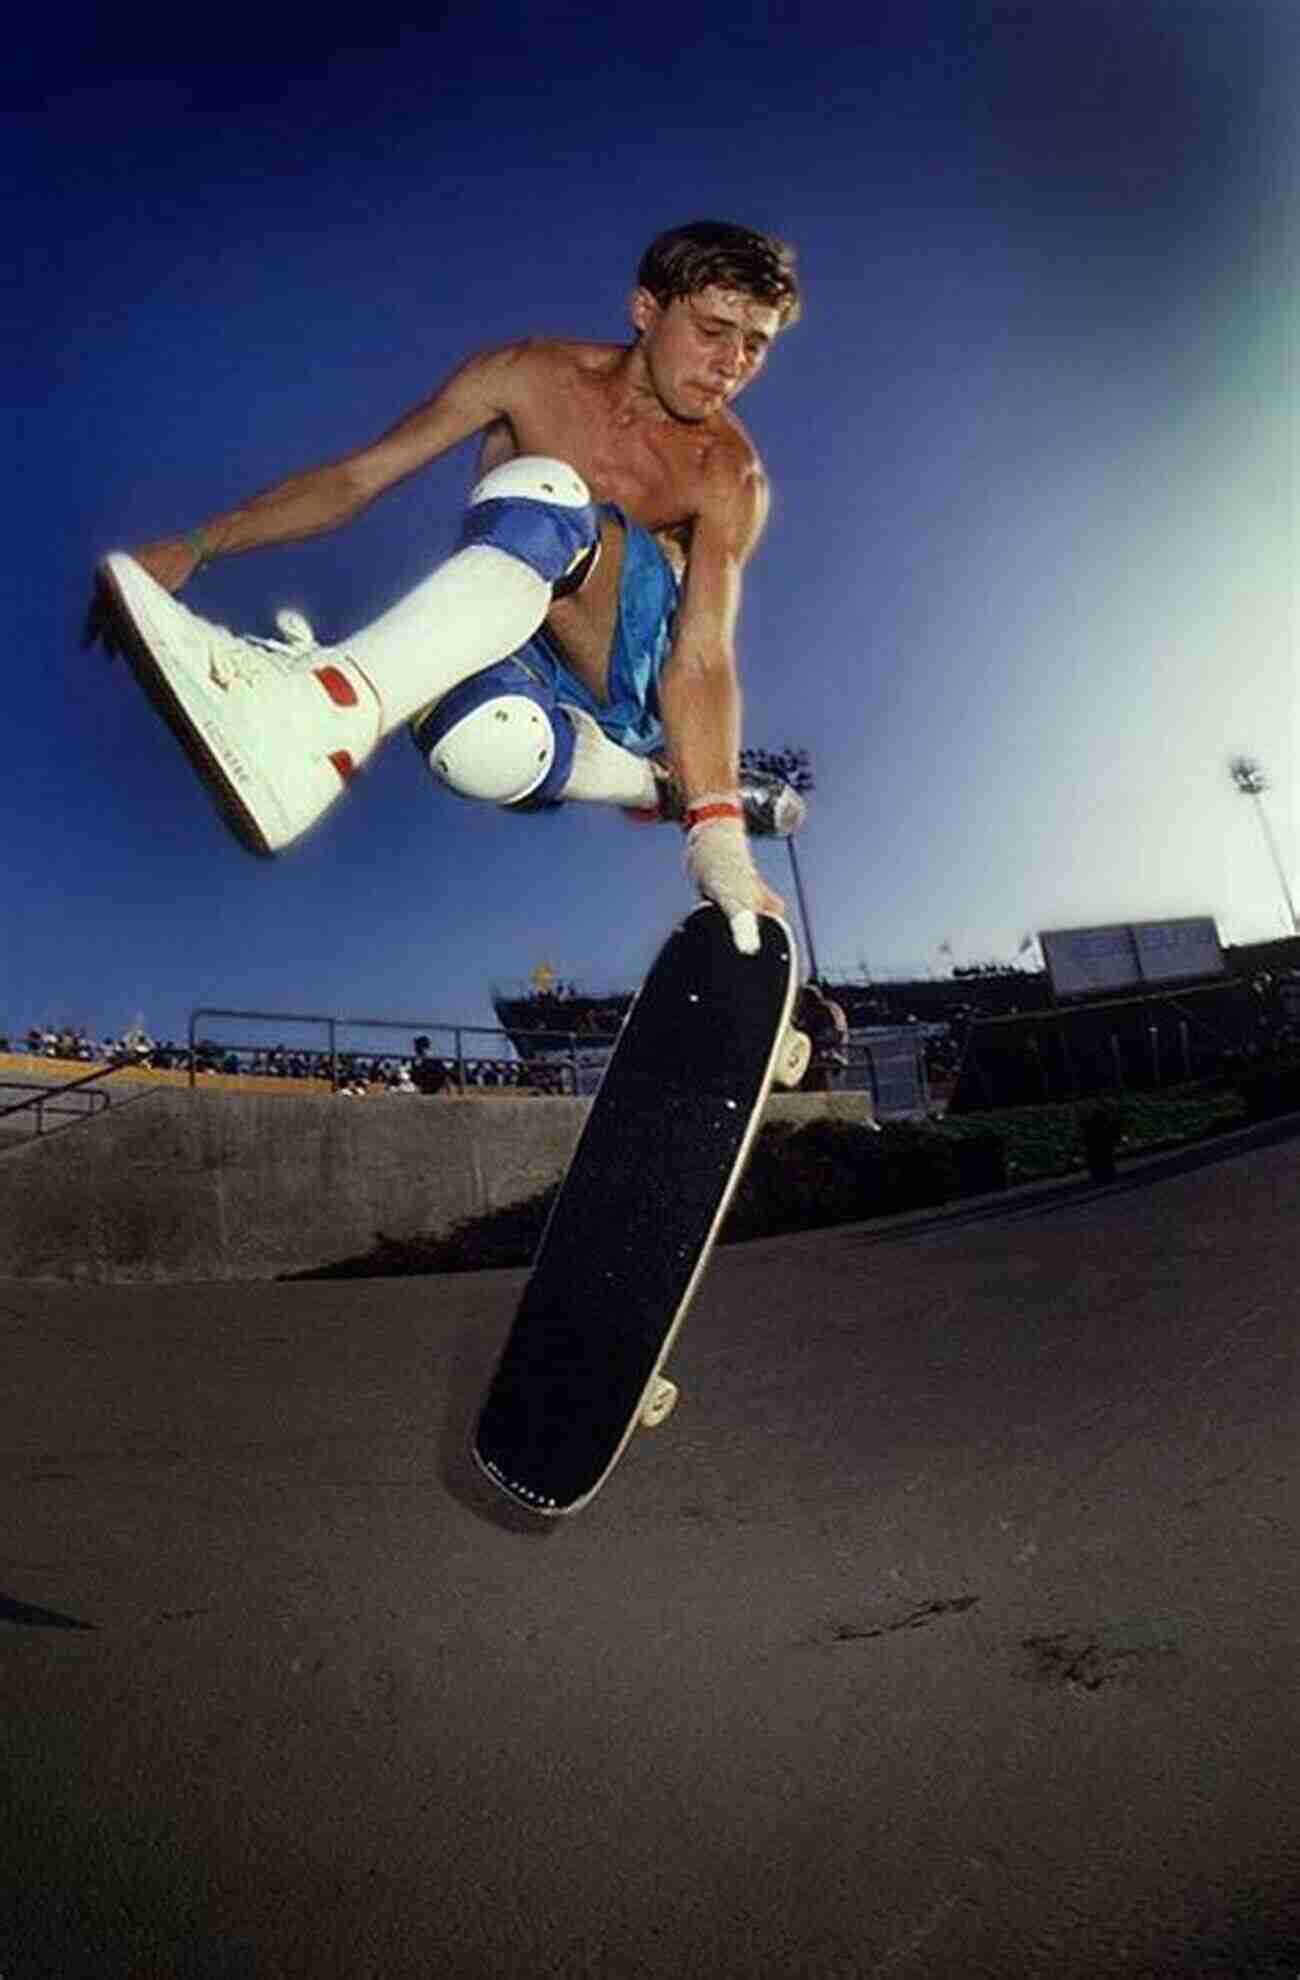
[
  {"xmin": 671, "ymin": 407, "xmax": 769, "ymax": 565},
  {"xmin": 710, "ymin": 406, "xmax": 765, "ymax": 482},
  {"xmin": 693, "ymin": 407, "xmax": 769, "ymax": 517},
  {"xmin": 474, "ymin": 336, "xmax": 623, "ymax": 391}
]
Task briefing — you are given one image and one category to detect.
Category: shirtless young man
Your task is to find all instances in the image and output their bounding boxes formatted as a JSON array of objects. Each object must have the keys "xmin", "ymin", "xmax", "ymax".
[{"xmin": 90, "ymin": 219, "xmax": 805, "ymax": 952}]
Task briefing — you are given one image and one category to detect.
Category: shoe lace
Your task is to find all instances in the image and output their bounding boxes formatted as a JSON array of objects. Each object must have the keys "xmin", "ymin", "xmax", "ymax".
[{"xmin": 206, "ymin": 610, "xmax": 319, "ymax": 690}]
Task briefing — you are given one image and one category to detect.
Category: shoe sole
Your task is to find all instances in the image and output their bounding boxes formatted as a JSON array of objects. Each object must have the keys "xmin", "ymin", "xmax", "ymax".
[{"xmin": 99, "ymin": 559, "xmax": 275, "ymax": 857}]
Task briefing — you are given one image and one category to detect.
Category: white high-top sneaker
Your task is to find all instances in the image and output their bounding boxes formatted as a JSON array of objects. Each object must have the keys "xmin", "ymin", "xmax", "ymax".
[
  {"xmin": 99, "ymin": 533, "xmax": 555, "ymax": 855},
  {"xmin": 98, "ymin": 553, "xmax": 384, "ymax": 855}
]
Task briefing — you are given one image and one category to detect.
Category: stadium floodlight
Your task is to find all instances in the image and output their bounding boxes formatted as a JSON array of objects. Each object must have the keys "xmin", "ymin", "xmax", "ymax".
[{"xmin": 1229, "ymin": 756, "xmax": 1298, "ymax": 934}]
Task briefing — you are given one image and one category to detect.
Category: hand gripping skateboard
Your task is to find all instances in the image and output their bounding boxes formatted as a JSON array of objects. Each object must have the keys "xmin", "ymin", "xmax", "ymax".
[{"xmin": 473, "ymin": 905, "xmax": 809, "ymax": 1516}]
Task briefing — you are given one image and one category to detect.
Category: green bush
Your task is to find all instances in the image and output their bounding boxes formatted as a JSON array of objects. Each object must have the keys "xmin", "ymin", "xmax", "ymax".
[
  {"xmin": 950, "ymin": 1127, "xmax": 1008, "ymax": 1195},
  {"xmin": 724, "ymin": 1118, "xmax": 961, "ymax": 1241},
  {"xmin": 1079, "ymin": 1099, "xmax": 1129, "ymax": 1181}
]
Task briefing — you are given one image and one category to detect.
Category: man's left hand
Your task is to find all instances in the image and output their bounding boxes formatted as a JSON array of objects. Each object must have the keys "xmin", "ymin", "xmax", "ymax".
[{"xmin": 684, "ymin": 809, "xmax": 785, "ymax": 954}]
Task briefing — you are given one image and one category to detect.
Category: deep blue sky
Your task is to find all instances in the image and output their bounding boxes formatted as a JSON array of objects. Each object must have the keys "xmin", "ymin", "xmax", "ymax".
[{"xmin": 8, "ymin": 2, "xmax": 1297, "ymax": 1045}]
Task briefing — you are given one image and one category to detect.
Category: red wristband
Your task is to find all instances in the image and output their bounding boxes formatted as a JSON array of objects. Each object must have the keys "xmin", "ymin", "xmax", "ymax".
[{"xmin": 684, "ymin": 797, "xmax": 744, "ymax": 831}]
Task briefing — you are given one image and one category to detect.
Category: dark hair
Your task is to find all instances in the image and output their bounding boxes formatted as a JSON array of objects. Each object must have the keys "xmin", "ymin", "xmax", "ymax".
[{"xmin": 637, "ymin": 220, "xmax": 801, "ymax": 330}]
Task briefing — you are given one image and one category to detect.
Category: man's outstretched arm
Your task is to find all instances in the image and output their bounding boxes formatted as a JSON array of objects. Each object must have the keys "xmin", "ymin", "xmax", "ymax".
[
  {"xmin": 89, "ymin": 344, "xmax": 528, "ymax": 611},
  {"xmin": 658, "ymin": 455, "xmax": 785, "ymax": 947}
]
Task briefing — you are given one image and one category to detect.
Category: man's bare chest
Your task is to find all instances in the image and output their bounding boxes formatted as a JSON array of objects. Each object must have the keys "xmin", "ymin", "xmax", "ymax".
[{"xmin": 506, "ymin": 397, "xmax": 703, "ymax": 539}]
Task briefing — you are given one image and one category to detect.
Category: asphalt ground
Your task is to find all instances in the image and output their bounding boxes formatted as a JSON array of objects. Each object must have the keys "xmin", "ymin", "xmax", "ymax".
[{"xmin": 3, "ymin": 1132, "xmax": 1299, "ymax": 1979}]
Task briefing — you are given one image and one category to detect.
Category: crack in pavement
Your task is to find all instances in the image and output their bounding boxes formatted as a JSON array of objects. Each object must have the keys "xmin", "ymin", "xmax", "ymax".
[{"xmin": 827, "ymin": 1594, "xmax": 981, "ymax": 1644}]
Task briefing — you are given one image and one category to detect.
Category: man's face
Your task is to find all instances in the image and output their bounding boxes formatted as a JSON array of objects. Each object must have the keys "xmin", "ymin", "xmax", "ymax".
[{"xmin": 631, "ymin": 284, "xmax": 780, "ymax": 420}]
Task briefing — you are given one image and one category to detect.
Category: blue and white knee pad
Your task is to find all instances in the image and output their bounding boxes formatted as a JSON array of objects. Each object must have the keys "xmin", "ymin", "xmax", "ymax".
[
  {"xmin": 411, "ymin": 657, "xmax": 576, "ymax": 809},
  {"xmin": 458, "ymin": 455, "xmax": 601, "ymax": 597},
  {"xmin": 411, "ymin": 456, "xmax": 601, "ymax": 808}
]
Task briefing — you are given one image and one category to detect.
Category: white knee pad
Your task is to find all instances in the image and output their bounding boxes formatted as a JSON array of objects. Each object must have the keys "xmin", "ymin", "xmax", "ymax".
[
  {"xmin": 469, "ymin": 456, "xmax": 592, "ymax": 511},
  {"xmin": 458, "ymin": 456, "xmax": 600, "ymax": 592},
  {"xmin": 412, "ymin": 660, "xmax": 577, "ymax": 806}
]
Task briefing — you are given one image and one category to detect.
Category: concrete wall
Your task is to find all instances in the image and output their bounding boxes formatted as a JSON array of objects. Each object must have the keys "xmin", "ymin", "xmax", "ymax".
[{"xmin": 0, "ymin": 1086, "xmax": 877, "ymax": 1283}]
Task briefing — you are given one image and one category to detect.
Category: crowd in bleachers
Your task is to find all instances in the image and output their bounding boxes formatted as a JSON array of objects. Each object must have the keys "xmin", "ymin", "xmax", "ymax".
[
  {"xmin": 6, "ymin": 1023, "xmax": 183, "ymax": 1069},
  {"xmin": 330, "ymin": 1052, "xmax": 572, "ymax": 1097},
  {"xmin": 2, "ymin": 1022, "xmax": 575, "ymax": 1096}
]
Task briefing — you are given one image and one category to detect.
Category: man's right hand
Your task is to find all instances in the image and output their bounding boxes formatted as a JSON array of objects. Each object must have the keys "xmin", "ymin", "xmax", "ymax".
[{"xmin": 83, "ymin": 536, "xmax": 205, "ymax": 656}]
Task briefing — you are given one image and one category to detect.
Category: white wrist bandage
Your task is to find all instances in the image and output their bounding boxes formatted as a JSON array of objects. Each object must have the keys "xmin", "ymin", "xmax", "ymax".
[{"xmin": 684, "ymin": 808, "xmax": 762, "ymax": 955}]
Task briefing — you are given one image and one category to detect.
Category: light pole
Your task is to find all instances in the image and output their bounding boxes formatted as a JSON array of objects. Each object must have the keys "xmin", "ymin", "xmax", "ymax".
[
  {"xmin": 784, "ymin": 834, "xmax": 821, "ymax": 982},
  {"xmin": 1229, "ymin": 757, "xmax": 1298, "ymax": 934},
  {"xmin": 740, "ymin": 746, "xmax": 820, "ymax": 977}
]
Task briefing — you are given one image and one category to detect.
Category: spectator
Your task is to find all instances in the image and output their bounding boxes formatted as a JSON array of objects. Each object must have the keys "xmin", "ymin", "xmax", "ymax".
[
  {"xmin": 120, "ymin": 1020, "xmax": 154, "ymax": 1066},
  {"xmin": 410, "ymin": 1036, "xmax": 451, "ymax": 1096},
  {"xmin": 796, "ymin": 981, "xmax": 849, "ymax": 1093}
]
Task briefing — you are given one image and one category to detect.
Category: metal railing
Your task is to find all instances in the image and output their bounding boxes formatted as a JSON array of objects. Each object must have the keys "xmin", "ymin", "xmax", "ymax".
[{"xmin": 0, "ymin": 1065, "xmax": 118, "ymax": 1138}]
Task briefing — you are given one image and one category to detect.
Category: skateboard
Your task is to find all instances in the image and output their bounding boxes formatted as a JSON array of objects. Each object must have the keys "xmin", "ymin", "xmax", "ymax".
[{"xmin": 473, "ymin": 904, "xmax": 808, "ymax": 1516}]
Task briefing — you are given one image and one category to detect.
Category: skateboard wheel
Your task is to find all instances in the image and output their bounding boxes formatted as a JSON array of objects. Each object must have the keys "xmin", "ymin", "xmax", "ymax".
[
  {"xmin": 639, "ymin": 1377, "xmax": 679, "ymax": 1428},
  {"xmin": 773, "ymin": 1025, "xmax": 811, "ymax": 1090}
]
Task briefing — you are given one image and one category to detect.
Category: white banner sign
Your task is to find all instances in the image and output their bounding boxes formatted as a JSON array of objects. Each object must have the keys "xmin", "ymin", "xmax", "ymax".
[
  {"xmin": 1039, "ymin": 924, "xmax": 1139, "ymax": 998},
  {"xmin": 1040, "ymin": 918, "xmax": 1222, "ymax": 998},
  {"xmin": 1132, "ymin": 917, "xmax": 1223, "ymax": 985}
]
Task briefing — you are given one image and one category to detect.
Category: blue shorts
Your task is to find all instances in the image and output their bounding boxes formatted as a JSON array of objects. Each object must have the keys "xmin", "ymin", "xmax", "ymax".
[{"xmin": 517, "ymin": 504, "xmax": 679, "ymax": 756}]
